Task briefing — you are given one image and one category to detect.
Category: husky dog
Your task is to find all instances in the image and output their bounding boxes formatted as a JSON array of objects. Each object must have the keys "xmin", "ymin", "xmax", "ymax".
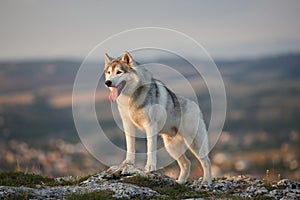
[{"xmin": 104, "ymin": 52, "xmax": 212, "ymax": 184}]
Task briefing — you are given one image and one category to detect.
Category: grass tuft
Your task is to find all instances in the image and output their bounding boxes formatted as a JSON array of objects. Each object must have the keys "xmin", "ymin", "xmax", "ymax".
[
  {"xmin": 0, "ymin": 171, "xmax": 91, "ymax": 188},
  {"xmin": 0, "ymin": 171, "xmax": 57, "ymax": 188}
]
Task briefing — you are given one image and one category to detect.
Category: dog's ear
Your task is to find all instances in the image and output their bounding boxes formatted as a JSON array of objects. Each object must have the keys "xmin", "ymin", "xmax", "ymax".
[
  {"xmin": 104, "ymin": 53, "xmax": 112, "ymax": 65},
  {"xmin": 121, "ymin": 51, "xmax": 133, "ymax": 67}
]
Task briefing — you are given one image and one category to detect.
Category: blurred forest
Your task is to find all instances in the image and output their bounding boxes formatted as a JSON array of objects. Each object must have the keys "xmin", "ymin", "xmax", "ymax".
[{"xmin": 0, "ymin": 54, "xmax": 299, "ymax": 181}]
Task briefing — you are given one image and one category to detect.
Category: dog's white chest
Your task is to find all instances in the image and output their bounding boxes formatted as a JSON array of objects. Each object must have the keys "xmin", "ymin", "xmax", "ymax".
[{"xmin": 117, "ymin": 96, "xmax": 148, "ymax": 131}]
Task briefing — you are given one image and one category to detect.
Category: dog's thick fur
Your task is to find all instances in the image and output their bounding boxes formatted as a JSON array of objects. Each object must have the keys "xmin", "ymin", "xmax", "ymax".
[{"xmin": 104, "ymin": 52, "xmax": 212, "ymax": 184}]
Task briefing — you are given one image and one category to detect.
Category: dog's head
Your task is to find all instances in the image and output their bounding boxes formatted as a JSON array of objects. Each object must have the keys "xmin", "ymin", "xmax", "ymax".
[{"xmin": 104, "ymin": 51, "xmax": 136, "ymax": 102}]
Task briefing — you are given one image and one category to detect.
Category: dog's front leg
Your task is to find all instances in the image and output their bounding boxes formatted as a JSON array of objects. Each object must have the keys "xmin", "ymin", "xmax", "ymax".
[
  {"xmin": 123, "ymin": 120, "xmax": 136, "ymax": 165},
  {"xmin": 144, "ymin": 124, "xmax": 157, "ymax": 172}
]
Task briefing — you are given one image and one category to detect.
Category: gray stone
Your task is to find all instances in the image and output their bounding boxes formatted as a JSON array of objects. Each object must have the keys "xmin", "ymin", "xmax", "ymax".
[
  {"xmin": 254, "ymin": 187, "xmax": 268, "ymax": 195},
  {"xmin": 286, "ymin": 192, "xmax": 296, "ymax": 198},
  {"xmin": 0, "ymin": 165, "xmax": 300, "ymax": 200}
]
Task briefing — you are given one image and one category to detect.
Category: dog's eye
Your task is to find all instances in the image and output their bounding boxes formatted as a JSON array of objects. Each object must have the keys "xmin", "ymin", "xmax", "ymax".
[
  {"xmin": 116, "ymin": 71, "xmax": 122, "ymax": 74},
  {"xmin": 106, "ymin": 71, "xmax": 110, "ymax": 74}
]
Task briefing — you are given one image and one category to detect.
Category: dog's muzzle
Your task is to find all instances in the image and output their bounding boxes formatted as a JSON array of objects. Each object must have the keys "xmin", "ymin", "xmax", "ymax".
[{"xmin": 106, "ymin": 80, "xmax": 126, "ymax": 102}]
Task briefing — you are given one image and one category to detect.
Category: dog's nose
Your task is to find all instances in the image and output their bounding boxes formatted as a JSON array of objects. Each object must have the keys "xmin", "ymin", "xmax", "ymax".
[{"xmin": 105, "ymin": 80, "xmax": 112, "ymax": 87}]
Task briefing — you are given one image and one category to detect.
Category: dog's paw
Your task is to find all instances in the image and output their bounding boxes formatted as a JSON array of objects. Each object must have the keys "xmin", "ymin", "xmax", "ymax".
[
  {"xmin": 176, "ymin": 179, "xmax": 186, "ymax": 184},
  {"xmin": 144, "ymin": 163, "xmax": 156, "ymax": 172},
  {"xmin": 122, "ymin": 159, "xmax": 135, "ymax": 165},
  {"xmin": 200, "ymin": 179, "xmax": 212, "ymax": 186}
]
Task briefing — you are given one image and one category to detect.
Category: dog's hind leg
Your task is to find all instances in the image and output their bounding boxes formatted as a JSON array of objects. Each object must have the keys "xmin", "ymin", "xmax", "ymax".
[
  {"xmin": 161, "ymin": 134, "xmax": 191, "ymax": 184},
  {"xmin": 186, "ymin": 142, "xmax": 212, "ymax": 184},
  {"xmin": 184, "ymin": 120, "xmax": 212, "ymax": 184}
]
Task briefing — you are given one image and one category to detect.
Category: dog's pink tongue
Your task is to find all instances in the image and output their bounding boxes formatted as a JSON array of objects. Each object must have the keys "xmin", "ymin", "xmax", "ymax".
[{"xmin": 109, "ymin": 87, "xmax": 118, "ymax": 102}]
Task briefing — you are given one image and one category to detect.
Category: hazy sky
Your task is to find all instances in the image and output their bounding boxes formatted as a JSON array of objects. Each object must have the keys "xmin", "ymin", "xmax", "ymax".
[{"xmin": 1, "ymin": 0, "xmax": 300, "ymax": 60}]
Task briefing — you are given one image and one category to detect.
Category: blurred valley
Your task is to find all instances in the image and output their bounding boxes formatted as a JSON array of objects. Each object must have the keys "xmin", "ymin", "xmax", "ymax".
[{"xmin": 0, "ymin": 54, "xmax": 299, "ymax": 181}]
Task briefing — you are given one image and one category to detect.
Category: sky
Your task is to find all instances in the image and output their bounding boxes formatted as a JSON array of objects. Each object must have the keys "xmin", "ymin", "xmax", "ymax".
[{"xmin": 0, "ymin": 0, "xmax": 300, "ymax": 61}]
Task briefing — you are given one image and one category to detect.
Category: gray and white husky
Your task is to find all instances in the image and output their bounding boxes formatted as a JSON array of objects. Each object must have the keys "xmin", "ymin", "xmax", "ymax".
[{"xmin": 104, "ymin": 52, "xmax": 212, "ymax": 184}]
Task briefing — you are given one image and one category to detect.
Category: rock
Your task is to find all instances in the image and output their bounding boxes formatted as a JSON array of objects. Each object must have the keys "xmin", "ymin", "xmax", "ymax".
[
  {"xmin": 278, "ymin": 179, "xmax": 289, "ymax": 186},
  {"xmin": 286, "ymin": 192, "xmax": 296, "ymax": 198},
  {"xmin": 254, "ymin": 187, "xmax": 268, "ymax": 195},
  {"xmin": 0, "ymin": 165, "xmax": 299, "ymax": 199},
  {"xmin": 106, "ymin": 182, "xmax": 158, "ymax": 199}
]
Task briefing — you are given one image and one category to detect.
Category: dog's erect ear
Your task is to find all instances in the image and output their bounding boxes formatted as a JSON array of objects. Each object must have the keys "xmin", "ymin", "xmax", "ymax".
[
  {"xmin": 104, "ymin": 53, "xmax": 112, "ymax": 65},
  {"xmin": 121, "ymin": 51, "xmax": 133, "ymax": 67}
]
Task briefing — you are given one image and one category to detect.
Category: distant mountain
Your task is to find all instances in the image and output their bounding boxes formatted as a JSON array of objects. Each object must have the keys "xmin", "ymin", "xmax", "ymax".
[
  {"xmin": 0, "ymin": 60, "xmax": 80, "ymax": 93},
  {"xmin": 216, "ymin": 53, "xmax": 300, "ymax": 81}
]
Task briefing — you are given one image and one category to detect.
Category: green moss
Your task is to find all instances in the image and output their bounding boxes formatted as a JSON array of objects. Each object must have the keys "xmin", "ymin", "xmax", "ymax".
[
  {"xmin": 0, "ymin": 171, "xmax": 57, "ymax": 188},
  {"xmin": 0, "ymin": 171, "xmax": 91, "ymax": 188},
  {"xmin": 4, "ymin": 191, "xmax": 33, "ymax": 200},
  {"xmin": 66, "ymin": 190, "xmax": 117, "ymax": 200},
  {"xmin": 122, "ymin": 175, "xmax": 209, "ymax": 199}
]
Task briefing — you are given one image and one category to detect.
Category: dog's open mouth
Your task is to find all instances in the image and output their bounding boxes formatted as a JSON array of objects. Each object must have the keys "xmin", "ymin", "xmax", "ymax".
[{"xmin": 108, "ymin": 80, "xmax": 126, "ymax": 102}]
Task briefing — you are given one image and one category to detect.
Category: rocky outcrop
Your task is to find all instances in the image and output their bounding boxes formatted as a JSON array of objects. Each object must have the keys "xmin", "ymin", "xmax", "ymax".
[{"xmin": 0, "ymin": 164, "xmax": 299, "ymax": 199}]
